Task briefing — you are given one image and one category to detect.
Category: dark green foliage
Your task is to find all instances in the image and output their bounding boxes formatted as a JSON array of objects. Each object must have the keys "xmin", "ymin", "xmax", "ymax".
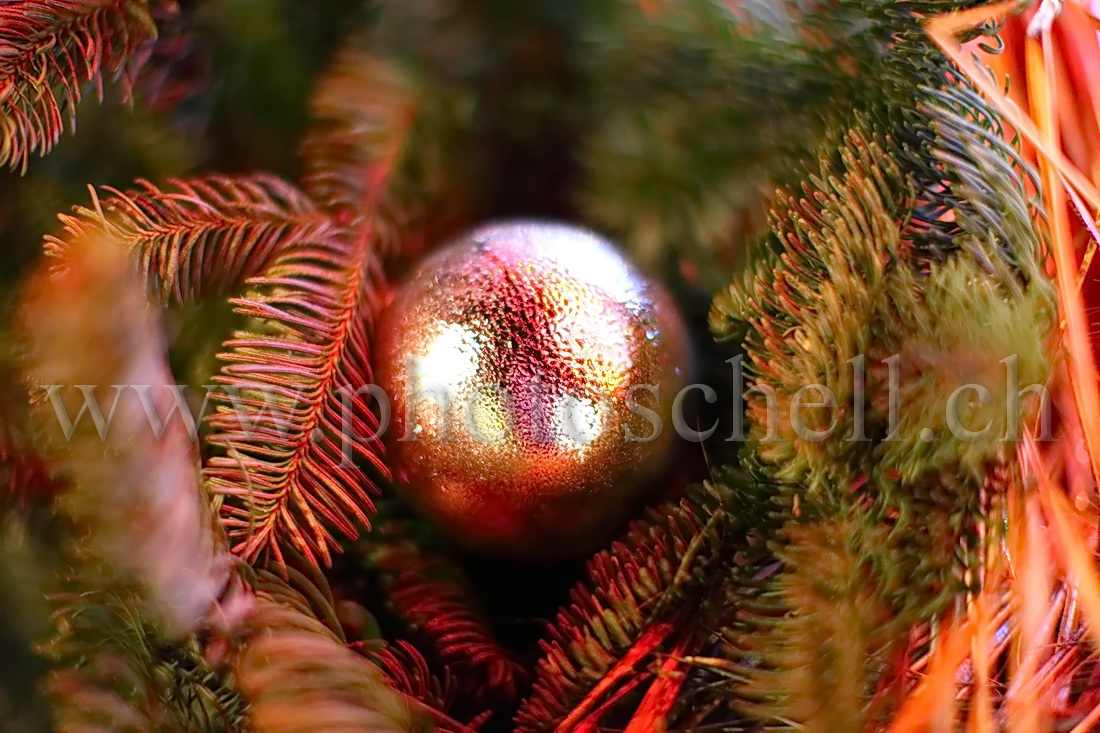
[
  {"xmin": 727, "ymin": 517, "xmax": 917, "ymax": 731},
  {"xmin": 0, "ymin": 514, "xmax": 54, "ymax": 733},
  {"xmin": 46, "ymin": 585, "xmax": 248, "ymax": 733},
  {"xmin": 574, "ymin": 0, "xmax": 1007, "ymax": 285},
  {"xmin": 577, "ymin": 0, "xmax": 868, "ymax": 279},
  {"xmin": 701, "ymin": 4, "xmax": 1054, "ymax": 727}
]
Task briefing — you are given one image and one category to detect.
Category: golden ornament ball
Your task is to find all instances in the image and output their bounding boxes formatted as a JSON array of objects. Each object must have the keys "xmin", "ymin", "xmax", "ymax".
[{"xmin": 375, "ymin": 221, "xmax": 691, "ymax": 559}]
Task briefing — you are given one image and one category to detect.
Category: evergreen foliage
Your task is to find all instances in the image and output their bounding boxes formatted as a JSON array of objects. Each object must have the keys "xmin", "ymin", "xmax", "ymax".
[{"xmin": 0, "ymin": 0, "xmax": 1083, "ymax": 731}]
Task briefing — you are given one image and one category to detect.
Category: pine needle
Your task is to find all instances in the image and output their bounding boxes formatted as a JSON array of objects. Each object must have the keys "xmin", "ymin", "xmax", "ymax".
[
  {"xmin": 889, "ymin": 620, "xmax": 973, "ymax": 733},
  {"xmin": 1004, "ymin": 473, "xmax": 1051, "ymax": 731},
  {"xmin": 967, "ymin": 588, "xmax": 996, "ymax": 733},
  {"xmin": 1031, "ymin": 437, "xmax": 1100, "ymax": 656},
  {"xmin": 45, "ymin": 175, "xmax": 336, "ymax": 306},
  {"xmin": 233, "ymin": 578, "xmax": 418, "ymax": 733},
  {"xmin": 623, "ymin": 644, "xmax": 688, "ymax": 733},
  {"xmin": 206, "ymin": 49, "xmax": 413, "ymax": 569},
  {"xmin": 0, "ymin": 1, "xmax": 157, "ymax": 171}
]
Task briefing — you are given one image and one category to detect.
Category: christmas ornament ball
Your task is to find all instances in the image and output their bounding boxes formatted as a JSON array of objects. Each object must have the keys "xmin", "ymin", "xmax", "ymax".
[{"xmin": 375, "ymin": 221, "xmax": 691, "ymax": 559}]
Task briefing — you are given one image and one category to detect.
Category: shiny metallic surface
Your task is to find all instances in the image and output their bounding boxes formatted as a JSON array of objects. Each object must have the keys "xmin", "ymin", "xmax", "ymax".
[{"xmin": 375, "ymin": 221, "xmax": 691, "ymax": 558}]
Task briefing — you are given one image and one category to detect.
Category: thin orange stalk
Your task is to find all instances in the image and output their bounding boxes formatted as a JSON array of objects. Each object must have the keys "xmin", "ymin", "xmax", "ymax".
[
  {"xmin": 1038, "ymin": 27, "xmax": 1100, "ymax": 496},
  {"xmin": 554, "ymin": 621, "xmax": 675, "ymax": 733},
  {"xmin": 926, "ymin": 3, "xmax": 1100, "ymax": 214},
  {"xmin": 624, "ymin": 645, "xmax": 689, "ymax": 733},
  {"xmin": 1004, "ymin": 477, "xmax": 1050, "ymax": 732},
  {"xmin": 967, "ymin": 589, "xmax": 996, "ymax": 733},
  {"xmin": 889, "ymin": 620, "xmax": 973, "ymax": 733},
  {"xmin": 1028, "ymin": 435, "xmax": 1100, "ymax": 654}
]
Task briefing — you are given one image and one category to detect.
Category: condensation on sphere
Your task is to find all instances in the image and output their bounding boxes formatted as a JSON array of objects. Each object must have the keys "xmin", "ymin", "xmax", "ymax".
[{"xmin": 375, "ymin": 221, "xmax": 691, "ymax": 559}]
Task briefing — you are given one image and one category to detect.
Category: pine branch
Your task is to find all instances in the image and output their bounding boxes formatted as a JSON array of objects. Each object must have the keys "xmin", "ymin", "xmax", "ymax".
[
  {"xmin": 205, "ymin": 39, "xmax": 421, "ymax": 570},
  {"xmin": 700, "ymin": 11, "xmax": 1057, "ymax": 728},
  {"xmin": 19, "ymin": 236, "xmax": 231, "ymax": 638},
  {"xmin": 0, "ymin": 0, "xmax": 157, "ymax": 171},
  {"xmin": 300, "ymin": 41, "xmax": 471, "ymax": 259},
  {"xmin": 300, "ymin": 46, "xmax": 415, "ymax": 232},
  {"xmin": 723, "ymin": 517, "xmax": 917, "ymax": 732},
  {"xmin": 376, "ymin": 641, "xmax": 491, "ymax": 733},
  {"xmin": 514, "ymin": 482, "xmax": 745, "ymax": 732},
  {"xmin": 710, "ymin": 122, "xmax": 1049, "ymax": 601},
  {"xmin": 575, "ymin": 0, "xmax": 1025, "ymax": 282},
  {"xmin": 45, "ymin": 174, "xmax": 336, "ymax": 306},
  {"xmin": 376, "ymin": 641, "xmax": 458, "ymax": 721},
  {"xmin": 369, "ymin": 525, "xmax": 523, "ymax": 711},
  {"xmin": 232, "ymin": 573, "xmax": 420, "ymax": 733},
  {"xmin": 15, "ymin": 230, "xmax": 249, "ymax": 732},
  {"xmin": 45, "ymin": 589, "xmax": 249, "ymax": 733},
  {"xmin": 204, "ymin": 225, "xmax": 392, "ymax": 568}
]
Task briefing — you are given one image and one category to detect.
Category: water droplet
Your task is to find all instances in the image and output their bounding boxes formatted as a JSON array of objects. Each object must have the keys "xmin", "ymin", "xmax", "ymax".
[{"xmin": 645, "ymin": 329, "xmax": 658, "ymax": 340}]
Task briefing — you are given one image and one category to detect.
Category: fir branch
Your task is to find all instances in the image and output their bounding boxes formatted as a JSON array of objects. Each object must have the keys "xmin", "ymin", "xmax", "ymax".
[
  {"xmin": 376, "ymin": 641, "xmax": 459, "ymax": 721},
  {"xmin": 710, "ymin": 119, "xmax": 1049, "ymax": 540},
  {"xmin": 575, "ymin": 0, "xmax": 1027, "ymax": 281},
  {"xmin": 19, "ymin": 237, "xmax": 230, "ymax": 637},
  {"xmin": 300, "ymin": 45, "xmax": 416, "ymax": 230},
  {"xmin": 0, "ymin": 0, "xmax": 157, "ymax": 171},
  {"xmin": 206, "ymin": 37, "xmax": 424, "ymax": 570},
  {"xmin": 514, "ymin": 482, "xmax": 742, "ymax": 732},
  {"xmin": 702, "ymin": 11, "xmax": 1057, "ymax": 728},
  {"xmin": 232, "ymin": 575, "xmax": 420, "ymax": 733},
  {"xmin": 575, "ymin": 0, "xmax": 881, "ymax": 279},
  {"xmin": 724, "ymin": 517, "xmax": 917, "ymax": 732},
  {"xmin": 369, "ymin": 525, "xmax": 524, "ymax": 709},
  {"xmin": 300, "ymin": 41, "xmax": 471, "ymax": 259},
  {"xmin": 45, "ymin": 174, "xmax": 336, "ymax": 306},
  {"xmin": 45, "ymin": 587, "xmax": 249, "ymax": 733},
  {"xmin": 204, "ymin": 223, "xmax": 392, "ymax": 568},
  {"xmin": 376, "ymin": 641, "xmax": 490, "ymax": 733}
]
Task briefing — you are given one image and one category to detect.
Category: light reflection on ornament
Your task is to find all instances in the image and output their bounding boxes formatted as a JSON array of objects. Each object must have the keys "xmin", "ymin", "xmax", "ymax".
[
  {"xmin": 416, "ymin": 322, "xmax": 481, "ymax": 388},
  {"xmin": 375, "ymin": 220, "xmax": 691, "ymax": 558}
]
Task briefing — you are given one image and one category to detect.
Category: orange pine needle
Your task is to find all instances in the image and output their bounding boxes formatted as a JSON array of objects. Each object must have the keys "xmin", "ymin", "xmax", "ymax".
[
  {"xmin": 554, "ymin": 621, "xmax": 675, "ymax": 733},
  {"xmin": 1004, "ymin": 479, "xmax": 1052, "ymax": 732},
  {"xmin": 930, "ymin": 3, "xmax": 1100, "ymax": 490},
  {"xmin": 889, "ymin": 620, "xmax": 973, "ymax": 733},
  {"xmin": 1034, "ymin": 448, "xmax": 1100, "ymax": 653},
  {"xmin": 624, "ymin": 644, "xmax": 689, "ymax": 733},
  {"xmin": 926, "ymin": 3, "xmax": 1100, "ymax": 215},
  {"xmin": 966, "ymin": 589, "xmax": 996, "ymax": 733}
]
